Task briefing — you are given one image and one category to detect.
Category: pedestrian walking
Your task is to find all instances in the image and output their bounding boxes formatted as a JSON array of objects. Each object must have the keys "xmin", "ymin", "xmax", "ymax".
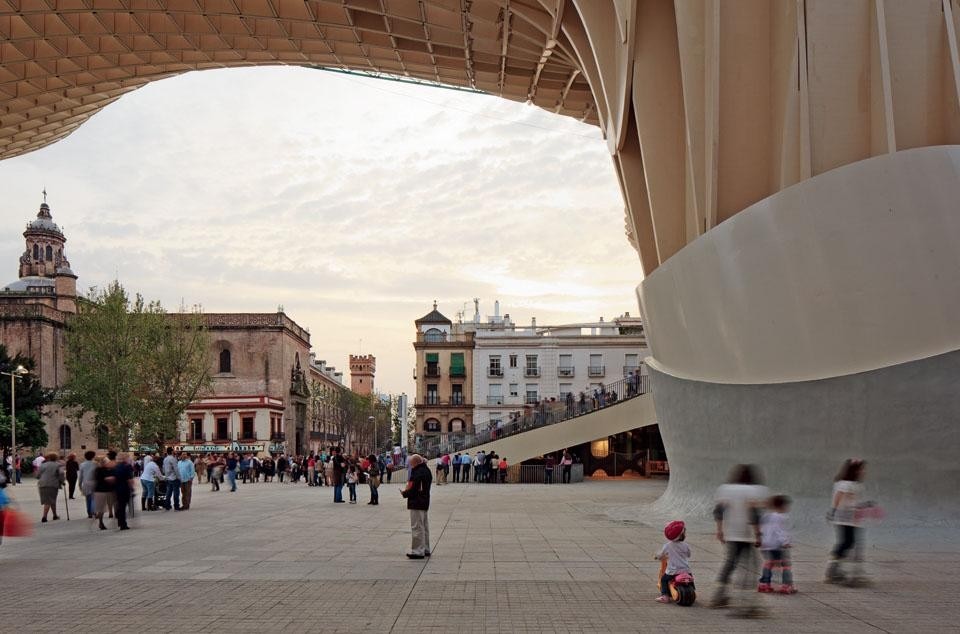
[
  {"xmin": 401, "ymin": 454, "xmax": 432, "ymax": 559},
  {"xmin": 826, "ymin": 459, "xmax": 869, "ymax": 586},
  {"xmin": 65, "ymin": 453, "xmax": 79, "ymax": 499},
  {"xmin": 78, "ymin": 450, "xmax": 97, "ymax": 518},
  {"xmin": 366, "ymin": 454, "xmax": 380, "ymax": 505},
  {"xmin": 544, "ymin": 454, "xmax": 556, "ymax": 484},
  {"xmin": 225, "ymin": 452, "xmax": 239, "ymax": 492},
  {"xmin": 37, "ymin": 453, "xmax": 64, "ymax": 522},
  {"xmin": 560, "ymin": 451, "xmax": 573, "ymax": 484},
  {"xmin": 112, "ymin": 453, "xmax": 133, "ymax": 530}
]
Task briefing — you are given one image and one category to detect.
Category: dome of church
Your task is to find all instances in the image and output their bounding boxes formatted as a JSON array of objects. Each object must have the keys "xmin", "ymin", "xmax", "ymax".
[
  {"xmin": 27, "ymin": 202, "xmax": 63, "ymax": 234},
  {"xmin": 3, "ymin": 276, "xmax": 55, "ymax": 292}
]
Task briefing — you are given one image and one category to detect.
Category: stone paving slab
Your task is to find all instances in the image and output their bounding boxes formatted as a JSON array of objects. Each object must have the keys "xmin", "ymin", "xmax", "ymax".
[{"xmin": 0, "ymin": 478, "xmax": 957, "ymax": 632}]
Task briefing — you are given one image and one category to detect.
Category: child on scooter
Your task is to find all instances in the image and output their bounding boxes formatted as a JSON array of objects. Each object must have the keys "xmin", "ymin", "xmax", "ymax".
[
  {"xmin": 655, "ymin": 520, "xmax": 692, "ymax": 603},
  {"xmin": 758, "ymin": 494, "xmax": 797, "ymax": 594}
]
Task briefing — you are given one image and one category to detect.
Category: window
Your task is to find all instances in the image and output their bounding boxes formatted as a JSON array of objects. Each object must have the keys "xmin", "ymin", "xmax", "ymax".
[
  {"xmin": 45, "ymin": 245, "xmax": 53, "ymax": 261},
  {"xmin": 509, "ymin": 383, "xmax": 519, "ymax": 397},
  {"xmin": 424, "ymin": 328, "xmax": 445, "ymax": 343},
  {"xmin": 451, "ymin": 384, "xmax": 464, "ymax": 405},
  {"xmin": 271, "ymin": 414, "xmax": 284, "ymax": 439},
  {"xmin": 509, "ymin": 354, "xmax": 518, "ymax": 368},
  {"xmin": 450, "ymin": 352, "xmax": 466, "ymax": 377},
  {"xmin": 488, "ymin": 383, "xmax": 502, "ymax": 405},
  {"xmin": 190, "ymin": 418, "xmax": 203, "ymax": 441},
  {"xmin": 241, "ymin": 415, "xmax": 254, "ymax": 439},
  {"xmin": 589, "ymin": 353, "xmax": 604, "ymax": 377},
  {"xmin": 488, "ymin": 355, "xmax": 502, "ymax": 377},
  {"xmin": 219, "ymin": 349, "xmax": 231, "ymax": 373},
  {"xmin": 560, "ymin": 383, "xmax": 573, "ymax": 398},
  {"xmin": 32, "ymin": 244, "xmax": 39, "ymax": 260},
  {"xmin": 426, "ymin": 384, "xmax": 439, "ymax": 405},
  {"xmin": 424, "ymin": 418, "xmax": 441, "ymax": 433},
  {"xmin": 624, "ymin": 353, "xmax": 639, "ymax": 376},
  {"xmin": 525, "ymin": 355, "xmax": 539, "ymax": 377},
  {"xmin": 58, "ymin": 424, "xmax": 71, "ymax": 450},
  {"xmin": 525, "ymin": 384, "xmax": 539, "ymax": 404},
  {"xmin": 449, "ymin": 418, "xmax": 464, "ymax": 432},
  {"xmin": 425, "ymin": 353, "xmax": 440, "ymax": 377},
  {"xmin": 559, "ymin": 354, "xmax": 574, "ymax": 377},
  {"xmin": 216, "ymin": 417, "xmax": 229, "ymax": 441}
]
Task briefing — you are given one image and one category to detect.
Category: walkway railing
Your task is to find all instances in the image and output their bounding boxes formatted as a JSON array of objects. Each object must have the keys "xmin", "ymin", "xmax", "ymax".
[{"xmin": 415, "ymin": 374, "xmax": 651, "ymax": 460}]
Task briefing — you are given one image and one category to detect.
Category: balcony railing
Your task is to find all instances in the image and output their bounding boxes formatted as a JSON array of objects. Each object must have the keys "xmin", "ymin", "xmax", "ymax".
[
  {"xmin": 449, "ymin": 394, "xmax": 465, "ymax": 406},
  {"xmin": 413, "ymin": 373, "xmax": 651, "ymax": 460},
  {"xmin": 487, "ymin": 366, "xmax": 503, "ymax": 377},
  {"xmin": 450, "ymin": 367, "xmax": 466, "ymax": 377},
  {"xmin": 425, "ymin": 366, "xmax": 441, "ymax": 378},
  {"xmin": 270, "ymin": 432, "xmax": 286, "ymax": 441},
  {"xmin": 524, "ymin": 367, "xmax": 541, "ymax": 377},
  {"xmin": 623, "ymin": 365, "xmax": 640, "ymax": 376},
  {"xmin": 487, "ymin": 396, "xmax": 504, "ymax": 406},
  {"xmin": 588, "ymin": 365, "xmax": 605, "ymax": 377},
  {"xmin": 557, "ymin": 366, "xmax": 575, "ymax": 377},
  {"xmin": 525, "ymin": 395, "xmax": 539, "ymax": 405},
  {"xmin": 424, "ymin": 394, "xmax": 440, "ymax": 405},
  {"xmin": 189, "ymin": 432, "xmax": 208, "ymax": 442}
]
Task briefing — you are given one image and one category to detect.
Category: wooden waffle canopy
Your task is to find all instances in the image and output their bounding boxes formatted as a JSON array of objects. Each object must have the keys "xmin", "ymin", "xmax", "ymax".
[{"xmin": 0, "ymin": 0, "xmax": 597, "ymax": 160}]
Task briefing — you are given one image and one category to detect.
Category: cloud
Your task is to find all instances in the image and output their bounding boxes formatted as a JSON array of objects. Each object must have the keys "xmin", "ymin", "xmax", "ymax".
[{"xmin": 0, "ymin": 66, "xmax": 641, "ymax": 395}]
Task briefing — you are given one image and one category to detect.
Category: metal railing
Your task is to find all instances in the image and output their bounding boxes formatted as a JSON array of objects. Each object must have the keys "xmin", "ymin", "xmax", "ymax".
[
  {"xmin": 623, "ymin": 365, "xmax": 640, "ymax": 376},
  {"xmin": 487, "ymin": 396, "xmax": 504, "ymax": 405},
  {"xmin": 450, "ymin": 394, "xmax": 465, "ymax": 405},
  {"xmin": 588, "ymin": 365, "xmax": 605, "ymax": 377},
  {"xmin": 524, "ymin": 367, "xmax": 541, "ymax": 377},
  {"xmin": 488, "ymin": 366, "xmax": 503, "ymax": 377},
  {"xmin": 557, "ymin": 366, "xmax": 575, "ymax": 377},
  {"xmin": 415, "ymin": 373, "xmax": 650, "ymax": 459},
  {"xmin": 424, "ymin": 394, "xmax": 440, "ymax": 405},
  {"xmin": 424, "ymin": 366, "xmax": 441, "ymax": 378}
]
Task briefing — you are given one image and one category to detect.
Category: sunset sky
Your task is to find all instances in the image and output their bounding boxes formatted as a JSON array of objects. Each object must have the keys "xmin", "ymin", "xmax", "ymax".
[{"xmin": 0, "ymin": 66, "xmax": 642, "ymax": 395}]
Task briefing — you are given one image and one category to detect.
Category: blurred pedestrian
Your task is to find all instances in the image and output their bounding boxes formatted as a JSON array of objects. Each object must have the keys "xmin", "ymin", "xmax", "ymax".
[
  {"xmin": 826, "ymin": 459, "xmax": 868, "ymax": 585},
  {"xmin": 65, "ymin": 453, "xmax": 79, "ymax": 499},
  {"xmin": 78, "ymin": 450, "xmax": 97, "ymax": 518},
  {"xmin": 37, "ymin": 452, "xmax": 63, "ymax": 522}
]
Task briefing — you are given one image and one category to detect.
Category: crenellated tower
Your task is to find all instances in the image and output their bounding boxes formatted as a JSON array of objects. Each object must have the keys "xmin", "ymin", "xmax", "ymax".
[{"xmin": 349, "ymin": 354, "xmax": 376, "ymax": 396}]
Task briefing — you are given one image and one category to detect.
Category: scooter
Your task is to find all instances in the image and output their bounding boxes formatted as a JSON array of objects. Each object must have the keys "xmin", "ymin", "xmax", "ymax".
[{"xmin": 658, "ymin": 557, "xmax": 697, "ymax": 606}]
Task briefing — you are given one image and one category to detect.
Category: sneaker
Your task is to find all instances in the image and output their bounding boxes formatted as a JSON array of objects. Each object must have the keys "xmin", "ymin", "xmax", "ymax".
[
  {"xmin": 757, "ymin": 583, "xmax": 774, "ymax": 593},
  {"xmin": 655, "ymin": 595, "xmax": 671, "ymax": 604},
  {"xmin": 778, "ymin": 584, "xmax": 797, "ymax": 594},
  {"xmin": 406, "ymin": 553, "xmax": 425, "ymax": 560}
]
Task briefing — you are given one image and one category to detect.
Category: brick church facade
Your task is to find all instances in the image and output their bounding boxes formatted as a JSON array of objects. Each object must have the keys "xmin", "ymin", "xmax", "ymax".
[{"xmin": 0, "ymin": 198, "xmax": 374, "ymax": 456}]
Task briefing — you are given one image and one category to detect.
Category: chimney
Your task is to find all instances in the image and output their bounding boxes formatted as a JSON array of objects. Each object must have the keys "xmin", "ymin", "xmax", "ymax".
[
  {"xmin": 494, "ymin": 300, "xmax": 500, "ymax": 318},
  {"xmin": 532, "ymin": 316, "xmax": 537, "ymax": 328}
]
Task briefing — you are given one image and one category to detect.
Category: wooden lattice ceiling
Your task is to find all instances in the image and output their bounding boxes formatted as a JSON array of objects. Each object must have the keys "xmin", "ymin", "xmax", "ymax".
[{"xmin": 0, "ymin": 0, "xmax": 597, "ymax": 160}]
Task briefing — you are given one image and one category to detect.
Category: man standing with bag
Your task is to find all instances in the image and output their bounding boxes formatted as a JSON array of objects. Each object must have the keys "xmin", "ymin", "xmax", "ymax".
[{"xmin": 401, "ymin": 454, "xmax": 432, "ymax": 559}]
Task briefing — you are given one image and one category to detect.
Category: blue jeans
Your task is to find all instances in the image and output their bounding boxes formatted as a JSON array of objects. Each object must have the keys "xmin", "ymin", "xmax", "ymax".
[
  {"xmin": 166, "ymin": 478, "xmax": 181, "ymax": 509},
  {"xmin": 347, "ymin": 483, "xmax": 356, "ymax": 501},
  {"xmin": 85, "ymin": 492, "xmax": 95, "ymax": 516},
  {"xmin": 759, "ymin": 548, "xmax": 793, "ymax": 585},
  {"xmin": 227, "ymin": 469, "xmax": 237, "ymax": 491},
  {"xmin": 140, "ymin": 479, "xmax": 156, "ymax": 506},
  {"xmin": 334, "ymin": 483, "xmax": 343, "ymax": 502}
]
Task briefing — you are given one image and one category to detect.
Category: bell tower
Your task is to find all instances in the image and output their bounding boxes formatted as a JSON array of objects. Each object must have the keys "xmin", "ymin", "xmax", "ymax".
[
  {"xmin": 17, "ymin": 193, "xmax": 77, "ymax": 312},
  {"xmin": 349, "ymin": 354, "xmax": 376, "ymax": 395}
]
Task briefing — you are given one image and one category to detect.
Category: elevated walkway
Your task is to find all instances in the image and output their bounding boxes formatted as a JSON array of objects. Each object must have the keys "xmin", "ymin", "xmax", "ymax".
[{"xmin": 426, "ymin": 392, "xmax": 658, "ymax": 465}]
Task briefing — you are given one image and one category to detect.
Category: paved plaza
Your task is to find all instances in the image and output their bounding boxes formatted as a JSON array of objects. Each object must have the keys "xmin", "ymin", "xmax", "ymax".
[{"xmin": 0, "ymin": 478, "xmax": 956, "ymax": 632}]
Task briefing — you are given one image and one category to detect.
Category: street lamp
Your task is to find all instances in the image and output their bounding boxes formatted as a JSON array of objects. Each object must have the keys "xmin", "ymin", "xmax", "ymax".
[
  {"xmin": 1, "ymin": 364, "xmax": 28, "ymax": 486},
  {"xmin": 368, "ymin": 416, "xmax": 376, "ymax": 455}
]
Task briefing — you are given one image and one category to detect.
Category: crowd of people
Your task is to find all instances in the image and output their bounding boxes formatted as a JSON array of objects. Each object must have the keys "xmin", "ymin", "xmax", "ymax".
[
  {"xmin": 431, "ymin": 449, "xmax": 577, "ymax": 485},
  {"xmin": 655, "ymin": 459, "xmax": 874, "ymax": 617}
]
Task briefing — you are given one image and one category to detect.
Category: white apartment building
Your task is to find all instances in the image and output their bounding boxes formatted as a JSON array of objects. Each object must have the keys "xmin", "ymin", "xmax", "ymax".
[{"xmin": 463, "ymin": 300, "xmax": 649, "ymax": 431}]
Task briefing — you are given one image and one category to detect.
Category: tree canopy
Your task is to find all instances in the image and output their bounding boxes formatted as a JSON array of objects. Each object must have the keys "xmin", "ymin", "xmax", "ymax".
[
  {"xmin": 0, "ymin": 345, "xmax": 52, "ymax": 451},
  {"xmin": 58, "ymin": 281, "xmax": 211, "ymax": 450}
]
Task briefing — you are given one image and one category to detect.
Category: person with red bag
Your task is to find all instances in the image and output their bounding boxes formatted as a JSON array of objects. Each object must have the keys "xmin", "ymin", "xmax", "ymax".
[{"xmin": 0, "ymin": 470, "xmax": 33, "ymax": 542}]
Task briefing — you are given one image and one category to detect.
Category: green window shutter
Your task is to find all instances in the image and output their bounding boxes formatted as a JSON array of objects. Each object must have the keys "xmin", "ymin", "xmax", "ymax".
[
  {"xmin": 450, "ymin": 353, "xmax": 465, "ymax": 371},
  {"xmin": 426, "ymin": 353, "xmax": 439, "ymax": 363}
]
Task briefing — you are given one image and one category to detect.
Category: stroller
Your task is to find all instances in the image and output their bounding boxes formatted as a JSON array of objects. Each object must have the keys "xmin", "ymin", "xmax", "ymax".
[{"xmin": 153, "ymin": 478, "xmax": 170, "ymax": 510}]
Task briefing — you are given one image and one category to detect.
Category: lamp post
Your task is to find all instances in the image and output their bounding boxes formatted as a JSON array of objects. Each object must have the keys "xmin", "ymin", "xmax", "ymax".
[
  {"xmin": 2, "ymin": 364, "xmax": 28, "ymax": 486},
  {"xmin": 368, "ymin": 416, "xmax": 376, "ymax": 455}
]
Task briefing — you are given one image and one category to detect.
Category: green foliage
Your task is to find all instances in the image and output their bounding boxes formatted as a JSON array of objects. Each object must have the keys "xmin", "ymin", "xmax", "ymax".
[
  {"xmin": 58, "ymin": 281, "xmax": 212, "ymax": 450},
  {"xmin": 0, "ymin": 344, "xmax": 53, "ymax": 452}
]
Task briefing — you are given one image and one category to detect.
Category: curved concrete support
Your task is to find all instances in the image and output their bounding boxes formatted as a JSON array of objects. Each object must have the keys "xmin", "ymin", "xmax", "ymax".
[
  {"xmin": 650, "ymin": 349, "xmax": 960, "ymax": 524},
  {"xmin": 639, "ymin": 146, "xmax": 960, "ymax": 385},
  {"xmin": 430, "ymin": 393, "xmax": 658, "ymax": 466}
]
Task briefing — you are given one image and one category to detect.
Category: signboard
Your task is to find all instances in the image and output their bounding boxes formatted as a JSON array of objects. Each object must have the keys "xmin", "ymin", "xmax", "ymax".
[{"xmin": 173, "ymin": 441, "xmax": 266, "ymax": 453}]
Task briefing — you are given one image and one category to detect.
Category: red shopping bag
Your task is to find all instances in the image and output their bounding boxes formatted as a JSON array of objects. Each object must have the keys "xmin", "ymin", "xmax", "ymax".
[{"xmin": 0, "ymin": 508, "xmax": 34, "ymax": 537}]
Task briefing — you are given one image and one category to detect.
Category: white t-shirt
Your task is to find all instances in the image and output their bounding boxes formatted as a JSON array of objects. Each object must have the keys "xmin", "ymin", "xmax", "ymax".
[
  {"xmin": 832, "ymin": 480, "xmax": 862, "ymax": 526},
  {"xmin": 140, "ymin": 459, "xmax": 161, "ymax": 482},
  {"xmin": 657, "ymin": 540, "xmax": 691, "ymax": 575},
  {"xmin": 760, "ymin": 511, "xmax": 791, "ymax": 550},
  {"xmin": 714, "ymin": 483, "xmax": 770, "ymax": 542}
]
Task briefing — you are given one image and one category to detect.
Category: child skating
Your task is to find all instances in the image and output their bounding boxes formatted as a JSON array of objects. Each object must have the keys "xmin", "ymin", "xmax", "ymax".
[{"xmin": 758, "ymin": 495, "xmax": 797, "ymax": 594}]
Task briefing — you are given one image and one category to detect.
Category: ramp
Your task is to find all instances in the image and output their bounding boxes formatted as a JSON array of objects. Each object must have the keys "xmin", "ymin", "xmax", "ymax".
[{"xmin": 429, "ymin": 393, "xmax": 658, "ymax": 465}]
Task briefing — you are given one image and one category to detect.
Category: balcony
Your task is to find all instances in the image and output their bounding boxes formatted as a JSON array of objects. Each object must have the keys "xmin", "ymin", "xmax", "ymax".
[
  {"xmin": 450, "ymin": 394, "xmax": 466, "ymax": 406},
  {"xmin": 424, "ymin": 366, "xmax": 441, "ymax": 378},
  {"xmin": 424, "ymin": 394, "xmax": 440, "ymax": 406},
  {"xmin": 623, "ymin": 365, "xmax": 640, "ymax": 376},
  {"xmin": 525, "ymin": 395, "xmax": 539, "ymax": 405},
  {"xmin": 188, "ymin": 432, "xmax": 208, "ymax": 442},
  {"xmin": 487, "ymin": 395, "xmax": 504, "ymax": 406},
  {"xmin": 588, "ymin": 365, "xmax": 605, "ymax": 377},
  {"xmin": 270, "ymin": 432, "xmax": 286, "ymax": 441},
  {"xmin": 557, "ymin": 366, "xmax": 575, "ymax": 378},
  {"xmin": 487, "ymin": 366, "xmax": 503, "ymax": 377},
  {"xmin": 450, "ymin": 367, "xmax": 466, "ymax": 378},
  {"xmin": 524, "ymin": 367, "xmax": 541, "ymax": 377}
]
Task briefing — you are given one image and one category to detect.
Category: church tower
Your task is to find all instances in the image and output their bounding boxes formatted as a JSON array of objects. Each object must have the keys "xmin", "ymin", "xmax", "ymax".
[
  {"xmin": 349, "ymin": 354, "xmax": 376, "ymax": 395},
  {"xmin": 15, "ymin": 194, "xmax": 77, "ymax": 313}
]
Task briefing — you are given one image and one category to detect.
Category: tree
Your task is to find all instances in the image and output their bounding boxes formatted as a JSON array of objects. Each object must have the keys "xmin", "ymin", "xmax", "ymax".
[
  {"xmin": 0, "ymin": 345, "xmax": 52, "ymax": 452},
  {"xmin": 59, "ymin": 281, "xmax": 211, "ymax": 450}
]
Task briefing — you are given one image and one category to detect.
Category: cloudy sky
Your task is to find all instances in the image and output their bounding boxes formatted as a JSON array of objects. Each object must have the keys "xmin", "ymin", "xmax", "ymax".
[{"xmin": 0, "ymin": 66, "xmax": 642, "ymax": 395}]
